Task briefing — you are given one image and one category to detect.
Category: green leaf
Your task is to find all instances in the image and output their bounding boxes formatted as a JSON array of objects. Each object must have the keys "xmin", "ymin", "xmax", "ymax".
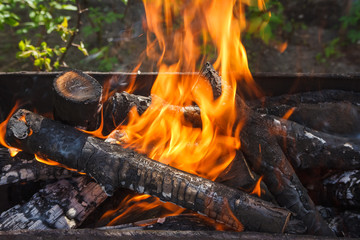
[
  {"xmin": 53, "ymin": 61, "xmax": 60, "ymax": 69},
  {"xmin": 4, "ymin": 17, "xmax": 19, "ymax": 27},
  {"xmin": 61, "ymin": 4, "xmax": 77, "ymax": 11},
  {"xmin": 18, "ymin": 40, "xmax": 25, "ymax": 51},
  {"xmin": 34, "ymin": 58, "xmax": 42, "ymax": 67},
  {"xmin": 78, "ymin": 41, "xmax": 88, "ymax": 56}
]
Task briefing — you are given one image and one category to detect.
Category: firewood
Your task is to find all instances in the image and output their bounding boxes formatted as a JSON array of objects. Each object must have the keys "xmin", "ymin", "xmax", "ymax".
[
  {"xmin": 5, "ymin": 109, "xmax": 303, "ymax": 234},
  {"xmin": 200, "ymin": 63, "xmax": 334, "ymax": 236},
  {"xmin": 270, "ymin": 116, "xmax": 360, "ymax": 171},
  {"xmin": 0, "ymin": 176, "xmax": 107, "ymax": 230},
  {"xmin": 0, "ymin": 148, "xmax": 73, "ymax": 185},
  {"xmin": 102, "ymin": 92, "xmax": 201, "ymax": 134},
  {"xmin": 307, "ymin": 170, "xmax": 360, "ymax": 209},
  {"xmin": 248, "ymin": 89, "xmax": 360, "ymax": 108},
  {"xmin": 253, "ymin": 102, "xmax": 360, "ymax": 136},
  {"xmin": 53, "ymin": 70, "xmax": 102, "ymax": 130}
]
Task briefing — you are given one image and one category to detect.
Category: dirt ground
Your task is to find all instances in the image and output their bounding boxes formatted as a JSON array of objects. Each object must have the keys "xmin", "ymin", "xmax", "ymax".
[{"xmin": 0, "ymin": 0, "xmax": 359, "ymax": 74}]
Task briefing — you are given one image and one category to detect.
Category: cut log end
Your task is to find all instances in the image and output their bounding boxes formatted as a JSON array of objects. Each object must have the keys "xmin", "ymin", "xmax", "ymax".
[
  {"xmin": 53, "ymin": 70, "xmax": 103, "ymax": 130},
  {"xmin": 54, "ymin": 70, "xmax": 102, "ymax": 103}
]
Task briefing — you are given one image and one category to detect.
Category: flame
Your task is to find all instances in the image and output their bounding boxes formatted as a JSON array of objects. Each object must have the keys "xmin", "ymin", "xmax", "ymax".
[
  {"xmin": 282, "ymin": 107, "xmax": 295, "ymax": 120},
  {"xmin": 250, "ymin": 175, "xmax": 263, "ymax": 197},
  {"xmin": 117, "ymin": 0, "xmax": 265, "ymax": 181},
  {"xmin": 34, "ymin": 154, "xmax": 86, "ymax": 175},
  {"xmin": 0, "ymin": 102, "xmax": 22, "ymax": 157},
  {"xmin": 99, "ymin": 194, "xmax": 184, "ymax": 226}
]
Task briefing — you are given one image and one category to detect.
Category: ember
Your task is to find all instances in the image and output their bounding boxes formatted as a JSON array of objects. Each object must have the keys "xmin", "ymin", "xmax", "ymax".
[{"xmin": 0, "ymin": 0, "xmax": 359, "ymax": 239}]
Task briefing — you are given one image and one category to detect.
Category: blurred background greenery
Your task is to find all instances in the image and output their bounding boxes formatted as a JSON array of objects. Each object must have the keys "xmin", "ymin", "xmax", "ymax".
[{"xmin": 0, "ymin": 0, "xmax": 359, "ymax": 73}]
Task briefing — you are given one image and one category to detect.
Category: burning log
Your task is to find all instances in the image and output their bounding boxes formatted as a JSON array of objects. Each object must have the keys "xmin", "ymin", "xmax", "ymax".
[
  {"xmin": 103, "ymin": 91, "xmax": 201, "ymax": 133},
  {"xmin": 0, "ymin": 148, "xmax": 73, "ymax": 185},
  {"xmin": 4, "ymin": 109, "xmax": 303, "ymax": 234},
  {"xmin": 53, "ymin": 70, "xmax": 103, "ymax": 130},
  {"xmin": 0, "ymin": 176, "xmax": 107, "ymax": 230},
  {"xmin": 200, "ymin": 63, "xmax": 334, "ymax": 236}
]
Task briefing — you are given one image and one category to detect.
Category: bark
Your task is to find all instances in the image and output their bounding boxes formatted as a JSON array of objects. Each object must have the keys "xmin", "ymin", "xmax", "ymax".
[
  {"xmin": 0, "ymin": 176, "xmax": 107, "ymax": 230},
  {"xmin": 253, "ymin": 101, "xmax": 360, "ymax": 137},
  {"xmin": 102, "ymin": 92, "xmax": 201, "ymax": 134},
  {"xmin": 270, "ymin": 116, "xmax": 360, "ymax": 171},
  {"xmin": 308, "ymin": 170, "xmax": 360, "ymax": 209},
  {"xmin": 0, "ymin": 148, "xmax": 73, "ymax": 185},
  {"xmin": 200, "ymin": 63, "xmax": 334, "ymax": 236},
  {"xmin": 53, "ymin": 70, "xmax": 102, "ymax": 130},
  {"xmin": 5, "ymin": 109, "xmax": 300, "ymax": 234}
]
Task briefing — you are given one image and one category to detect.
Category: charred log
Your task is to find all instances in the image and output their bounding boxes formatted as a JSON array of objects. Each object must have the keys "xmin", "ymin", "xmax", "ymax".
[
  {"xmin": 53, "ymin": 70, "xmax": 102, "ymax": 130},
  {"xmin": 307, "ymin": 170, "xmax": 360, "ymax": 209},
  {"xmin": 0, "ymin": 148, "xmax": 73, "ymax": 185},
  {"xmin": 270, "ymin": 116, "xmax": 360, "ymax": 171},
  {"xmin": 253, "ymin": 102, "xmax": 360, "ymax": 137},
  {"xmin": 102, "ymin": 92, "xmax": 201, "ymax": 134},
  {"xmin": 0, "ymin": 176, "xmax": 107, "ymax": 230},
  {"xmin": 200, "ymin": 63, "xmax": 333, "ymax": 236},
  {"xmin": 5, "ymin": 109, "xmax": 301, "ymax": 234}
]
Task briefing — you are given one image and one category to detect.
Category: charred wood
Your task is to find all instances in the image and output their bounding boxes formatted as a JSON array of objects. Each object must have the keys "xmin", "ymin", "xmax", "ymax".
[
  {"xmin": 270, "ymin": 116, "xmax": 360, "ymax": 171},
  {"xmin": 102, "ymin": 92, "xmax": 201, "ymax": 134},
  {"xmin": 200, "ymin": 63, "xmax": 333, "ymax": 236},
  {"xmin": 5, "ymin": 109, "xmax": 300, "ymax": 234},
  {"xmin": 53, "ymin": 70, "xmax": 102, "ymax": 130},
  {"xmin": 0, "ymin": 148, "xmax": 73, "ymax": 185},
  {"xmin": 0, "ymin": 176, "xmax": 107, "ymax": 230},
  {"xmin": 248, "ymin": 90, "xmax": 360, "ymax": 108},
  {"xmin": 307, "ymin": 170, "xmax": 360, "ymax": 209},
  {"xmin": 253, "ymin": 102, "xmax": 360, "ymax": 137},
  {"xmin": 317, "ymin": 206, "xmax": 360, "ymax": 238}
]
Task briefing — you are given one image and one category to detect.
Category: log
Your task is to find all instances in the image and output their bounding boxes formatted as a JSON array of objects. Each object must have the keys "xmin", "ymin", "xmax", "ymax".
[
  {"xmin": 253, "ymin": 102, "xmax": 360, "ymax": 137},
  {"xmin": 102, "ymin": 92, "xmax": 201, "ymax": 134},
  {"xmin": 53, "ymin": 70, "xmax": 103, "ymax": 130},
  {"xmin": 317, "ymin": 206, "xmax": 360, "ymax": 238},
  {"xmin": 199, "ymin": 63, "xmax": 334, "ymax": 236},
  {"xmin": 307, "ymin": 170, "xmax": 360, "ymax": 209},
  {"xmin": 0, "ymin": 176, "xmax": 107, "ymax": 230},
  {"xmin": 5, "ymin": 109, "xmax": 302, "ymax": 234},
  {"xmin": 0, "ymin": 148, "xmax": 73, "ymax": 185},
  {"xmin": 98, "ymin": 213, "xmax": 232, "ymax": 231},
  {"xmin": 269, "ymin": 116, "xmax": 360, "ymax": 171},
  {"xmin": 248, "ymin": 89, "xmax": 360, "ymax": 108}
]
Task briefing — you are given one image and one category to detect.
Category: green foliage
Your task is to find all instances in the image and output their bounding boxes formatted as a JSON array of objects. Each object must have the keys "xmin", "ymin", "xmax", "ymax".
[
  {"xmin": 86, "ymin": 46, "xmax": 117, "ymax": 71},
  {"xmin": 83, "ymin": 7, "xmax": 124, "ymax": 38},
  {"xmin": 246, "ymin": 0, "xmax": 288, "ymax": 45},
  {"xmin": 316, "ymin": 38, "xmax": 342, "ymax": 63},
  {"xmin": 340, "ymin": 1, "xmax": 360, "ymax": 43}
]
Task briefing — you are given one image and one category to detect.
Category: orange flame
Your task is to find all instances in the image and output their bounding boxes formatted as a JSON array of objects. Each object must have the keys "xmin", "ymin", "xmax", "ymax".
[
  {"xmin": 34, "ymin": 154, "xmax": 86, "ymax": 175},
  {"xmin": 250, "ymin": 175, "xmax": 263, "ymax": 197},
  {"xmin": 117, "ymin": 0, "xmax": 265, "ymax": 181},
  {"xmin": 0, "ymin": 102, "xmax": 22, "ymax": 157},
  {"xmin": 100, "ymin": 194, "xmax": 184, "ymax": 226},
  {"xmin": 282, "ymin": 107, "xmax": 295, "ymax": 120}
]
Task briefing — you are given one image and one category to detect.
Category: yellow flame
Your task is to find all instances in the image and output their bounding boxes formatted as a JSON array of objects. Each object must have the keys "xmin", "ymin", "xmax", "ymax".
[{"xmin": 118, "ymin": 0, "xmax": 264, "ymax": 181}]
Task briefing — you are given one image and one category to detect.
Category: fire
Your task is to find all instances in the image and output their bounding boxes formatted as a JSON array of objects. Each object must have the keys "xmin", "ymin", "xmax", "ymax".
[
  {"xmin": 99, "ymin": 194, "xmax": 184, "ymax": 226},
  {"xmin": 282, "ymin": 107, "xmax": 295, "ymax": 120},
  {"xmin": 0, "ymin": 102, "xmax": 22, "ymax": 157},
  {"xmin": 117, "ymin": 0, "xmax": 265, "ymax": 181},
  {"xmin": 34, "ymin": 154, "xmax": 86, "ymax": 175},
  {"xmin": 250, "ymin": 175, "xmax": 263, "ymax": 197}
]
